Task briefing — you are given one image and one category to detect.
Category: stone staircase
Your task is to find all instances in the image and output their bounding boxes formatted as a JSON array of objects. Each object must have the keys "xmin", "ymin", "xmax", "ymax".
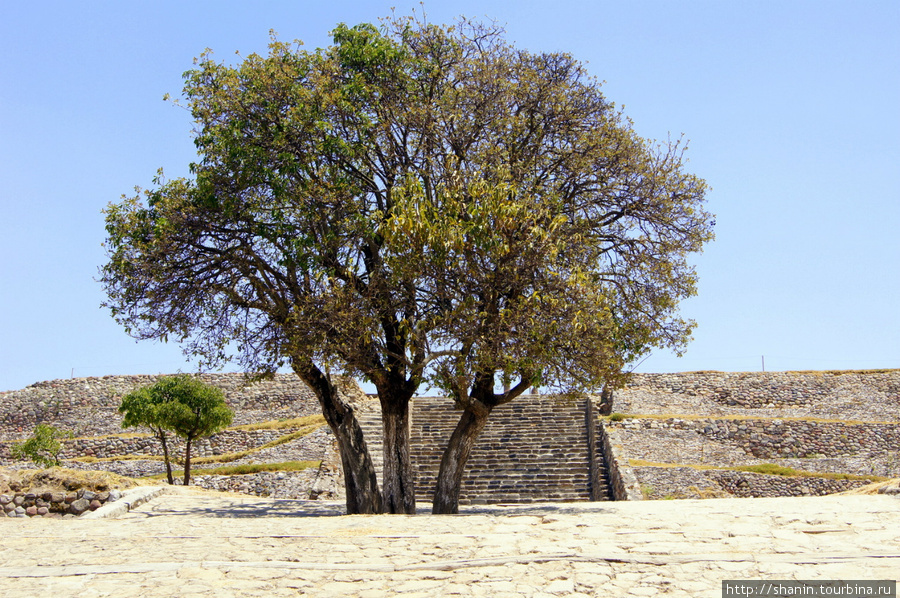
[
  {"xmin": 356, "ymin": 406, "xmax": 385, "ymax": 486},
  {"xmin": 358, "ymin": 395, "xmax": 613, "ymax": 505}
]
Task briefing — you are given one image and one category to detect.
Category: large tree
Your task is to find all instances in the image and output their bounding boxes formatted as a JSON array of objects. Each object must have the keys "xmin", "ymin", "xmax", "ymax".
[{"xmin": 101, "ymin": 15, "xmax": 713, "ymax": 514}]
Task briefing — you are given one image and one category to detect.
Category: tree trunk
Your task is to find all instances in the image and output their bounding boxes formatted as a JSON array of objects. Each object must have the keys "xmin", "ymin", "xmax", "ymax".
[
  {"xmin": 183, "ymin": 436, "xmax": 193, "ymax": 486},
  {"xmin": 380, "ymin": 393, "xmax": 416, "ymax": 514},
  {"xmin": 333, "ymin": 413, "xmax": 383, "ymax": 514},
  {"xmin": 292, "ymin": 358, "xmax": 383, "ymax": 514},
  {"xmin": 157, "ymin": 429, "xmax": 175, "ymax": 485},
  {"xmin": 598, "ymin": 384, "xmax": 614, "ymax": 416},
  {"xmin": 432, "ymin": 404, "xmax": 492, "ymax": 514}
]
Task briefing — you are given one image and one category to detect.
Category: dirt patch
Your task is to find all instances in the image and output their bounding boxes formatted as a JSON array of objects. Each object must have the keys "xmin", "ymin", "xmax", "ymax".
[
  {"xmin": 0, "ymin": 466, "xmax": 144, "ymax": 495},
  {"xmin": 836, "ymin": 478, "xmax": 900, "ymax": 495}
]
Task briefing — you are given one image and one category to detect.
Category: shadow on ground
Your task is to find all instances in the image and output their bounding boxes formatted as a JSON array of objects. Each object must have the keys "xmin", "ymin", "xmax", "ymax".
[{"xmin": 127, "ymin": 494, "xmax": 619, "ymax": 519}]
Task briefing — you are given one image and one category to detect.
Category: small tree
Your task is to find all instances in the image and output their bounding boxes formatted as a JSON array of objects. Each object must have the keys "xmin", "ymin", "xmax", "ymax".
[
  {"xmin": 156, "ymin": 375, "xmax": 233, "ymax": 485},
  {"xmin": 120, "ymin": 384, "xmax": 178, "ymax": 484},
  {"xmin": 120, "ymin": 375, "xmax": 233, "ymax": 485},
  {"xmin": 11, "ymin": 424, "xmax": 71, "ymax": 468}
]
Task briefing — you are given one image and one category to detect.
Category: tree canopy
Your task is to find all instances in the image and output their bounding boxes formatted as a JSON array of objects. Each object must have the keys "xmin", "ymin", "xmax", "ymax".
[{"xmin": 102, "ymin": 15, "xmax": 713, "ymax": 513}]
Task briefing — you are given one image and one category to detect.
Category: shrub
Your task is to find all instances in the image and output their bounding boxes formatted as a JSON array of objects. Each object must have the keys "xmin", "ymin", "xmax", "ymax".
[{"xmin": 11, "ymin": 424, "xmax": 72, "ymax": 468}]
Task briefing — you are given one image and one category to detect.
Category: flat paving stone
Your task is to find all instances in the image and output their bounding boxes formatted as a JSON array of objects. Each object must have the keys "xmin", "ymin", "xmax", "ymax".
[{"xmin": 0, "ymin": 486, "xmax": 897, "ymax": 597}]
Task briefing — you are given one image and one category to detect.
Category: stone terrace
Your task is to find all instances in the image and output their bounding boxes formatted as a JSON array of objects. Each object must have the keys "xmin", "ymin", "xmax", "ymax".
[
  {"xmin": 2, "ymin": 369, "xmax": 898, "ymax": 504},
  {"xmin": 609, "ymin": 370, "xmax": 900, "ymax": 499}
]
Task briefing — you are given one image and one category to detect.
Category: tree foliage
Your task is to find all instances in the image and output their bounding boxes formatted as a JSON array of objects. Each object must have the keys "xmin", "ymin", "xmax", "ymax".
[
  {"xmin": 119, "ymin": 375, "xmax": 233, "ymax": 485},
  {"xmin": 11, "ymin": 424, "xmax": 71, "ymax": 468},
  {"xmin": 101, "ymin": 15, "xmax": 713, "ymax": 513}
]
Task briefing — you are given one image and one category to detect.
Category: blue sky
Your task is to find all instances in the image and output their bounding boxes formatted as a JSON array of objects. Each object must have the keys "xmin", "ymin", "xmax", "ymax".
[{"xmin": 1, "ymin": 1, "xmax": 898, "ymax": 392}]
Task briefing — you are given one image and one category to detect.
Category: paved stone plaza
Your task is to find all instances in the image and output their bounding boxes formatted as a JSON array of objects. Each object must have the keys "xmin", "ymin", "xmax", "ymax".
[{"xmin": 1, "ymin": 487, "xmax": 897, "ymax": 597}]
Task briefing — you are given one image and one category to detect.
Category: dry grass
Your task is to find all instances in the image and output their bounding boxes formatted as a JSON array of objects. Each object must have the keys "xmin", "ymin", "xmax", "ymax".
[
  {"xmin": 69, "ymin": 454, "xmax": 163, "ymax": 463},
  {"xmin": 192, "ymin": 423, "xmax": 323, "ymax": 466},
  {"xmin": 628, "ymin": 459, "xmax": 889, "ymax": 482},
  {"xmin": 228, "ymin": 414, "xmax": 326, "ymax": 432},
  {"xmin": 142, "ymin": 460, "xmax": 320, "ymax": 480},
  {"xmin": 609, "ymin": 412, "xmax": 896, "ymax": 425}
]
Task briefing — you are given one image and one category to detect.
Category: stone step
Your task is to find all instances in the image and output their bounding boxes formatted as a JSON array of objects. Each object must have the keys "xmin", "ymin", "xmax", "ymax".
[{"xmin": 356, "ymin": 406, "xmax": 385, "ymax": 488}]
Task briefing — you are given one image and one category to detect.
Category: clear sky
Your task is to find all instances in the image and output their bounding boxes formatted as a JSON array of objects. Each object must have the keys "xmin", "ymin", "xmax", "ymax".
[{"xmin": 1, "ymin": 0, "xmax": 898, "ymax": 392}]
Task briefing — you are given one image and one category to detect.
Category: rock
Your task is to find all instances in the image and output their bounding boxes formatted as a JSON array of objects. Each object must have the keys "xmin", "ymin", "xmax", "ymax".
[{"xmin": 68, "ymin": 498, "xmax": 91, "ymax": 516}]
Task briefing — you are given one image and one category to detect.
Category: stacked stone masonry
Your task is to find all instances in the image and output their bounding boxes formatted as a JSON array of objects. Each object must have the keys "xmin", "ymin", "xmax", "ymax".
[
  {"xmin": 611, "ymin": 370, "xmax": 899, "ymax": 499},
  {"xmin": 0, "ymin": 488, "xmax": 122, "ymax": 518},
  {"xmin": 0, "ymin": 373, "xmax": 365, "ymax": 441},
  {"xmin": 610, "ymin": 417, "xmax": 899, "ymax": 459},
  {"xmin": 616, "ymin": 371, "xmax": 900, "ymax": 421}
]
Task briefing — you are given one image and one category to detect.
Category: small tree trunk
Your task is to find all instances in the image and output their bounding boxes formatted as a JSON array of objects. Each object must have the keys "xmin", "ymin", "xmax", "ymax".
[
  {"xmin": 380, "ymin": 393, "xmax": 416, "ymax": 514},
  {"xmin": 292, "ymin": 358, "xmax": 382, "ymax": 514},
  {"xmin": 183, "ymin": 437, "xmax": 193, "ymax": 486},
  {"xmin": 158, "ymin": 429, "xmax": 175, "ymax": 485},
  {"xmin": 598, "ymin": 384, "xmax": 613, "ymax": 416},
  {"xmin": 432, "ymin": 405, "xmax": 492, "ymax": 514}
]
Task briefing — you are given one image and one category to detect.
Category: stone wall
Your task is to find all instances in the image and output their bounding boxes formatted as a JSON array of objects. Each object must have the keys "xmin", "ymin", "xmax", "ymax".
[
  {"xmin": 633, "ymin": 466, "xmax": 875, "ymax": 500},
  {"xmin": 0, "ymin": 427, "xmax": 319, "ymax": 464},
  {"xmin": 0, "ymin": 488, "xmax": 122, "ymax": 518},
  {"xmin": 605, "ymin": 370, "xmax": 899, "ymax": 499},
  {"xmin": 597, "ymin": 423, "xmax": 643, "ymax": 501},
  {"xmin": 613, "ymin": 417, "xmax": 899, "ymax": 459},
  {"xmin": 0, "ymin": 373, "xmax": 365, "ymax": 441},
  {"xmin": 616, "ymin": 370, "xmax": 900, "ymax": 422}
]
